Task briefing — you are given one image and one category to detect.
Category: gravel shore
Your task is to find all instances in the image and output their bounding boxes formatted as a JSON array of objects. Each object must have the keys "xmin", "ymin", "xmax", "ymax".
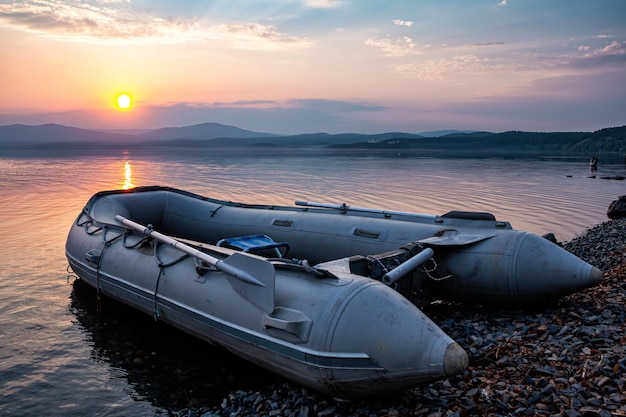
[{"xmin": 168, "ymin": 218, "xmax": 626, "ymax": 417}]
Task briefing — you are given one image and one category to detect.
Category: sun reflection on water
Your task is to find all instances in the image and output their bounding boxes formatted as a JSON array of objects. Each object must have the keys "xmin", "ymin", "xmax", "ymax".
[{"xmin": 123, "ymin": 161, "xmax": 134, "ymax": 190}]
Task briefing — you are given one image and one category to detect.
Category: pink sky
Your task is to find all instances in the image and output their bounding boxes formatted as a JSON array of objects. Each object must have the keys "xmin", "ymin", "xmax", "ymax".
[{"xmin": 1, "ymin": 0, "xmax": 625, "ymax": 134}]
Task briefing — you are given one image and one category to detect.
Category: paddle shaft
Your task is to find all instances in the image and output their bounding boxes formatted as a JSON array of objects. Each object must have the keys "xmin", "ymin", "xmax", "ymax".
[
  {"xmin": 115, "ymin": 215, "xmax": 265, "ymax": 286},
  {"xmin": 294, "ymin": 201, "xmax": 436, "ymax": 220}
]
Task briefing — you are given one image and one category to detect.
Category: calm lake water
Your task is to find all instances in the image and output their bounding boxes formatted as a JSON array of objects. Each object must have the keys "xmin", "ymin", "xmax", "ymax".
[{"xmin": 0, "ymin": 147, "xmax": 624, "ymax": 416}]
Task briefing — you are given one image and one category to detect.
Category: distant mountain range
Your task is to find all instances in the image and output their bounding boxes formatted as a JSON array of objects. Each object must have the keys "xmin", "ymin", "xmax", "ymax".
[
  {"xmin": 0, "ymin": 122, "xmax": 268, "ymax": 148},
  {"xmin": 0, "ymin": 122, "xmax": 624, "ymax": 155},
  {"xmin": 135, "ymin": 122, "xmax": 274, "ymax": 141}
]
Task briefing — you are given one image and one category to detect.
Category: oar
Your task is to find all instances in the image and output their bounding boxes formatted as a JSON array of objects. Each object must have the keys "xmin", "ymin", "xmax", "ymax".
[
  {"xmin": 115, "ymin": 215, "xmax": 275, "ymax": 312},
  {"xmin": 294, "ymin": 201, "xmax": 436, "ymax": 220}
]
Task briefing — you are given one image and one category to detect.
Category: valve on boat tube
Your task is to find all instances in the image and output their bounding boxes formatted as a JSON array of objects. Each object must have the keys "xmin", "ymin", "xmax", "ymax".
[{"xmin": 382, "ymin": 247, "xmax": 434, "ymax": 285}]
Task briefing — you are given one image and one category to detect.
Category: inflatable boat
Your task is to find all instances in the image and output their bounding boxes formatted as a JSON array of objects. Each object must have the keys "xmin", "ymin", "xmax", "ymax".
[
  {"xmin": 72, "ymin": 186, "xmax": 601, "ymax": 303},
  {"xmin": 66, "ymin": 187, "xmax": 471, "ymax": 397}
]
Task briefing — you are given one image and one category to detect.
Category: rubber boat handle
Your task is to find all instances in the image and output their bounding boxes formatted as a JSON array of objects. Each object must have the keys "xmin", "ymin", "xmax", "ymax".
[
  {"xmin": 382, "ymin": 247, "xmax": 435, "ymax": 285},
  {"xmin": 115, "ymin": 215, "xmax": 268, "ymax": 287}
]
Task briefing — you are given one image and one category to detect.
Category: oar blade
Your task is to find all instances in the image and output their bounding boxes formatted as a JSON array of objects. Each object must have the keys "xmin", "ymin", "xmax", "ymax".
[
  {"xmin": 222, "ymin": 252, "xmax": 275, "ymax": 313},
  {"xmin": 418, "ymin": 230, "xmax": 497, "ymax": 246}
]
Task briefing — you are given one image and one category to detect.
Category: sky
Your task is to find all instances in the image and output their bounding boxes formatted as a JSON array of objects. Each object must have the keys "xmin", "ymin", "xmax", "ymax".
[{"xmin": 0, "ymin": 0, "xmax": 625, "ymax": 135}]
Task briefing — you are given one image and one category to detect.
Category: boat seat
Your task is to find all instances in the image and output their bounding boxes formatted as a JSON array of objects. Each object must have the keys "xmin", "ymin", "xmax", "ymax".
[{"xmin": 216, "ymin": 234, "xmax": 289, "ymax": 258}]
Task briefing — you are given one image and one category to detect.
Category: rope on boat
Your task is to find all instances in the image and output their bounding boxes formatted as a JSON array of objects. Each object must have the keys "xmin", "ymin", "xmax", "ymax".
[
  {"xmin": 101, "ymin": 225, "xmax": 124, "ymax": 245},
  {"xmin": 409, "ymin": 243, "xmax": 454, "ymax": 281},
  {"xmin": 77, "ymin": 213, "xmax": 146, "ymax": 313},
  {"xmin": 151, "ymin": 239, "xmax": 190, "ymax": 321},
  {"xmin": 85, "ymin": 223, "xmax": 103, "ymax": 235},
  {"xmin": 122, "ymin": 231, "xmax": 150, "ymax": 248},
  {"xmin": 94, "ymin": 227, "xmax": 125, "ymax": 311},
  {"xmin": 76, "ymin": 211, "xmax": 103, "ymax": 310},
  {"xmin": 367, "ymin": 255, "xmax": 390, "ymax": 274},
  {"xmin": 153, "ymin": 268, "xmax": 163, "ymax": 321},
  {"xmin": 153, "ymin": 239, "xmax": 190, "ymax": 268},
  {"xmin": 94, "ymin": 245, "xmax": 105, "ymax": 313},
  {"xmin": 76, "ymin": 208, "xmax": 91, "ymax": 227},
  {"xmin": 419, "ymin": 257, "xmax": 453, "ymax": 281},
  {"xmin": 77, "ymin": 211, "xmax": 181, "ymax": 316},
  {"xmin": 210, "ymin": 204, "xmax": 224, "ymax": 217}
]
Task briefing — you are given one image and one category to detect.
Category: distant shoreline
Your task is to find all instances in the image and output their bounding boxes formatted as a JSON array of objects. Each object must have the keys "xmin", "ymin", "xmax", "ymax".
[
  {"xmin": 1, "ymin": 123, "xmax": 624, "ymax": 155},
  {"xmin": 2, "ymin": 144, "xmax": 625, "ymax": 165}
]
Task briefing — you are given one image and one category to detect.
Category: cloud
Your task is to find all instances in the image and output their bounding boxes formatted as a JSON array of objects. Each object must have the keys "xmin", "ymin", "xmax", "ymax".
[
  {"xmin": 365, "ymin": 36, "xmax": 420, "ymax": 57},
  {"xmin": 201, "ymin": 98, "xmax": 385, "ymax": 113},
  {"xmin": 214, "ymin": 100, "xmax": 278, "ymax": 106},
  {"xmin": 287, "ymin": 98, "xmax": 386, "ymax": 112},
  {"xmin": 595, "ymin": 40, "xmax": 626, "ymax": 55},
  {"xmin": 213, "ymin": 23, "xmax": 315, "ymax": 50},
  {"xmin": 0, "ymin": 0, "xmax": 314, "ymax": 48},
  {"xmin": 393, "ymin": 19, "xmax": 414, "ymax": 27},
  {"xmin": 498, "ymin": 0, "xmax": 508, "ymax": 6},
  {"xmin": 473, "ymin": 42, "xmax": 505, "ymax": 47},
  {"xmin": 0, "ymin": 0, "xmax": 195, "ymax": 42},
  {"xmin": 393, "ymin": 55, "xmax": 500, "ymax": 80},
  {"xmin": 388, "ymin": 36, "xmax": 626, "ymax": 81},
  {"xmin": 568, "ymin": 40, "xmax": 626, "ymax": 69},
  {"xmin": 304, "ymin": 0, "xmax": 342, "ymax": 8}
]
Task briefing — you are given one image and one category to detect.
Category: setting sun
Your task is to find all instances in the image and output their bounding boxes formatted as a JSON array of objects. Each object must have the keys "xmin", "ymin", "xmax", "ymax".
[{"xmin": 115, "ymin": 93, "xmax": 132, "ymax": 110}]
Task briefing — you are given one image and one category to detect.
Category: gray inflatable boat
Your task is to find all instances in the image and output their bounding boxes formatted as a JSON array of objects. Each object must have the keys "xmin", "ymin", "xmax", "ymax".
[
  {"xmin": 73, "ymin": 186, "xmax": 601, "ymax": 302},
  {"xmin": 66, "ymin": 186, "xmax": 601, "ymax": 395},
  {"xmin": 66, "ymin": 186, "xmax": 470, "ymax": 396}
]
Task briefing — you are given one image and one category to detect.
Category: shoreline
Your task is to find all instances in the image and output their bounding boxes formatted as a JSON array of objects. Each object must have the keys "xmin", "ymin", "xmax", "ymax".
[{"xmin": 171, "ymin": 218, "xmax": 625, "ymax": 417}]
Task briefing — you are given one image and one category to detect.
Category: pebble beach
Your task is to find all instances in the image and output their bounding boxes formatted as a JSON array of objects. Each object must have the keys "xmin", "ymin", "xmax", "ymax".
[{"xmin": 169, "ymin": 217, "xmax": 625, "ymax": 417}]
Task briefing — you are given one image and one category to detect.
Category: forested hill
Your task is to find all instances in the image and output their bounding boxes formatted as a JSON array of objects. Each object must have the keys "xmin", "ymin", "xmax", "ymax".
[
  {"xmin": 328, "ymin": 126, "xmax": 626, "ymax": 154},
  {"xmin": 0, "ymin": 122, "xmax": 624, "ymax": 154}
]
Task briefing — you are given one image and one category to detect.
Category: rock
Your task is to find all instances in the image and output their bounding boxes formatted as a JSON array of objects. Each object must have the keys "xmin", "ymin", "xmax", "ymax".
[{"xmin": 607, "ymin": 195, "xmax": 626, "ymax": 219}]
